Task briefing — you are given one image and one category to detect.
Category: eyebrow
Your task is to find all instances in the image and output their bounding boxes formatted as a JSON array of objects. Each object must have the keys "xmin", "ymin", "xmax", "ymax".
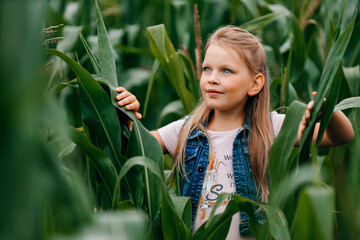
[{"xmin": 202, "ymin": 62, "xmax": 236, "ymax": 69}]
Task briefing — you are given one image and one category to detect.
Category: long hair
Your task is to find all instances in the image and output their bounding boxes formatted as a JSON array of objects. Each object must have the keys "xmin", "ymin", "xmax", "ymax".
[{"xmin": 173, "ymin": 26, "xmax": 273, "ymax": 202}]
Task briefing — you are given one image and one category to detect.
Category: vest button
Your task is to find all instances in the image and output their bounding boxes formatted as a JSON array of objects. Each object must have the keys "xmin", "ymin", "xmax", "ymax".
[{"xmin": 198, "ymin": 166, "xmax": 204, "ymax": 172}]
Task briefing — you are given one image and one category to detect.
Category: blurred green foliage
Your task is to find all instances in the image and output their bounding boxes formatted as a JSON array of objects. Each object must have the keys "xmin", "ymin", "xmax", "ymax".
[{"xmin": 1, "ymin": 0, "xmax": 360, "ymax": 239}]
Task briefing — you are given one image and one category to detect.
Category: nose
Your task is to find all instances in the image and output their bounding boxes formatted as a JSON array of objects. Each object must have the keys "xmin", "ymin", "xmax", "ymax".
[{"xmin": 208, "ymin": 71, "xmax": 219, "ymax": 85}]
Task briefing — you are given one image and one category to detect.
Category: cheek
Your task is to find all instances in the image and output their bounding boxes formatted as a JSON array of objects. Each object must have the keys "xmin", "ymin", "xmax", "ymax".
[{"xmin": 199, "ymin": 77, "xmax": 206, "ymax": 92}]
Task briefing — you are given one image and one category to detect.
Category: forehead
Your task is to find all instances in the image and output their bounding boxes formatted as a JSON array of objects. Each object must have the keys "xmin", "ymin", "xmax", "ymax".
[{"xmin": 203, "ymin": 44, "xmax": 245, "ymax": 66}]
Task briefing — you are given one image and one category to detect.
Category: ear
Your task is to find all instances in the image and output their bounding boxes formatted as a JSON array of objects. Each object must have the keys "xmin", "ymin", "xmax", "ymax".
[{"xmin": 248, "ymin": 73, "xmax": 265, "ymax": 97}]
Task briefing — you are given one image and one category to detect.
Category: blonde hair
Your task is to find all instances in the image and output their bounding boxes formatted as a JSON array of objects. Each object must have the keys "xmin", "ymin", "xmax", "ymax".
[{"xmin": 173, "ymin": 26, "xmax": 273, "ymax": 202}]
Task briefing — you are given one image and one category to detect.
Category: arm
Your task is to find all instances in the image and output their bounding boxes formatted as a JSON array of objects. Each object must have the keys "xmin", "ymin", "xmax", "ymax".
[
  {"xmin": 115, "ymin": 87, "xmax": 168, "ymax": 153},
  {"xmin": 151, "ymin": 130, "xmax": 168, "ymax": 154},
  {"xmin": 295, "ymin": 92, "xmax": 354, "ymax": 147}
]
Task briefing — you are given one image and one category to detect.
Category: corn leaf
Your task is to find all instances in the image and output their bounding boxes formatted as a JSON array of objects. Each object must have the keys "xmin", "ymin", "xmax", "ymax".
[
  {"xmin": 147, "ymin": 24, "xmax": 196, "ymax": 113},
  {"xmin": 343, "ymin": 65, "xmax": 360, "ymax": 96},
  {"xmin": 270, "ymin": 164, "xmax": 318, "ymax": 209},
  {"xmin": 195, "ymin": 193, "xmax": 290, "ymax": 240},
  {"xmin": 161, "ymin": 187, "xmax": 192, "ymax": 240},
  {"xmin": 196, "ymin": 193, "xmax": 258, "ymax": 240},
  {"xmin": 269, "ymin": 101, "xmax": 307, "ymax": 188},
  {"xmin": 292, "ymin": 186, "xmax": 334, "ymax": 240},
  {"xmin": 299, "ymin": 14, "xmax": 356, "ymax": 162},
  {"xmin": 158, "ymin": 100, "xmax": 184, "ymax": 127},
  {"xmin": 68, "ymin": 127, "xmax": 117, "ymax": 200},
  {"xmin": 115, "ymin": 156, "xmax": 191, "ymax": 239},
  {"xmin": 94, "ymin": 0, "xmax": 117, "ymax": 86},
  {"xmin": 334, "ymin": 97, "xmax": 360, "ymax": 112},
  {"xmin": 177, "ymin": 52, "xmax": 200, "ymax": 101},
  {"xmin": 170, "ymin": 195, "xmax": 192, "ymax": 230},
  {"xmin": 125, "ymin": 117, "xmax": 164, "ymax": 222},
  {"xmin": 240, "ymin": 12, "xmax": 285, "ymax": 33},
  {"xmin": 55, "ymin": 212, "xmax": 147, "ymax": 240},
  {"xmin": 116, "ymin": 156, "xmax": 163, "ymax": 187},
  {"xmin": 44, "ymin": 49, "xmax": 123, "ymax": 167},
  {"xmin": 94, "ymin": 0, "xmax": 134, "ymax": 123},
  {"xmin": 315, "ymin": 66, "xmax": 343, "ymax": 146},
  {"xmin": 143, "ymin": 60, "xmax": 160, "ymax": 118},
  {"xmin": 79, "ymin": 30, "xmax": 100, "ymax": 74}
]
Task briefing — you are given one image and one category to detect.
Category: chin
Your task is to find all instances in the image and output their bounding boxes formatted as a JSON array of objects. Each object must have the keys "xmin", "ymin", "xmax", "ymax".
[{"xmin": 204, "ymin": 102, "xmax": 224, "ymax": 110}]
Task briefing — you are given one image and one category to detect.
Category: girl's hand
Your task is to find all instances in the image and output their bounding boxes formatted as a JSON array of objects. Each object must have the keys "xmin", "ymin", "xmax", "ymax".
[
  {"xmin": 115, "ymin": 87, "xmax": 142, "ymax": 120},
  {"xmin": 296, "ymin": 92, "xmax": 353, "ymax": 147},
  {"xmin": 299, "ymin": 92, "xmax": 324, "ymax": 133}
]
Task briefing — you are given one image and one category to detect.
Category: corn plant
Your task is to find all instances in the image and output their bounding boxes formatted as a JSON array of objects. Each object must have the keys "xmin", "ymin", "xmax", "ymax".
[{"xmin": 3, "ymin": 0, "xmax": 360, "ymax": 239}]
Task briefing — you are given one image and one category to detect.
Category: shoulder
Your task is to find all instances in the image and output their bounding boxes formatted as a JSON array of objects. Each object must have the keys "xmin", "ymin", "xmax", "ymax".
[
  {"xmin": 270, "ymin": 111, "xmax": 286, "ymax": 137},
  {"xmin": 157, "ymin": 117, "xmax": 187, "ymax": 155},
  {"xmin": 158, "ymin": 118, "xmax": 186, "ymax": 136}
]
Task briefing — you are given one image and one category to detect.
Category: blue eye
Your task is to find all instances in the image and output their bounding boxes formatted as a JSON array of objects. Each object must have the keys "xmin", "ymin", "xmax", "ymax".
[
  {"xmin": 224, "ymin": 69, "xmax": 232, "ymax": 74},
  {"xmin": 203, "ymin": 67, "xmax": 210, "ymax": 72}
]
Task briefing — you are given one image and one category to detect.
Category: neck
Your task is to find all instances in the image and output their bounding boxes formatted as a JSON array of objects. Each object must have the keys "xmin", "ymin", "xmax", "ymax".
[{"xmin": 207, "ymin": 107, "xmax": 246, "ymax": 131}]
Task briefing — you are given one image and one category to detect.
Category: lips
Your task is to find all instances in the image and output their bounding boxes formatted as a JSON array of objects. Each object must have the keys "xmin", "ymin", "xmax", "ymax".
[{"xmin": 206, "ymin": 88, "xmax": 223, "ymax": 96}]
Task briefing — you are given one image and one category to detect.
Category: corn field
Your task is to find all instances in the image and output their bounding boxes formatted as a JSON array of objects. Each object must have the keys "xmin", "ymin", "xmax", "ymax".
[{"xmin": 1, "ymin": 0, "xmax": 360, "ymax": 239}]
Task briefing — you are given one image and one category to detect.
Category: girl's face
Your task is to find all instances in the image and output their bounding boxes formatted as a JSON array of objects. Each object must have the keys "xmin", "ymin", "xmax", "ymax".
[{"xmin": 200, "ymin": 44, "xmax": 254, "ymax": 114}]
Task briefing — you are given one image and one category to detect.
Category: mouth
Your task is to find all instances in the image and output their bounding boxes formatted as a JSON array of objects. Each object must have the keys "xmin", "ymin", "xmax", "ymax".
[{"xmin": 206, "ymin": 89, "xmax": 223, "ymax": 96}]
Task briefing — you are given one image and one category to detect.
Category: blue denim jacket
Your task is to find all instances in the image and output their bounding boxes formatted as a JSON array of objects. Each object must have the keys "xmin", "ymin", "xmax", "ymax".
[{"xmin": 180, "ymin": 118, "xmax": 263, "ymax": 236}]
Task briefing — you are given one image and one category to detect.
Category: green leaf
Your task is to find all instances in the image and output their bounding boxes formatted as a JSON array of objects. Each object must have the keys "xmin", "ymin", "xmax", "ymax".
[
  {"xmin": 53, "ymin": 79, "xmax": 78, "ymax": 94},
  {"xmin": 44, "ymin": 49, "xmax": 123, "ymax": 168},
  {"xmin": 55, "ymin": 212, "xmax": 148, "ymax": 240},
  {"xmin": 125, "ymin": 117, "xmax": 164, "ymax": 221},
  {"xmin": 116, "ymin": 156, "xmax": 164, "ymax": 190},
  {"xmin": 94, "ymin": 0, "xmax": 117, "ymax": 86},
  {"xmin": 116, "ymin": 200, "xmax": 135, "ymax": 211},
  {"xmin": 240, "ymin": 12, "xmax": 285, "ymax": 33},
  {"xmin": 177, "ymin": 52, "xmax": 200, "ymax": 101},
  {"xmin": 146, "ymin": 24, "xmax": 196, "ymax": 113},
  {"xmin": 79, "ymin": 30, "xmax": 100, "ymax": 74},
  {"xmin": 292, "ymin": 186, "xmax": 334, "ymax": 240},
  {"xmin": 143, "ymin": 60, "xmax": 160, "ymax": 118},
  {"xmin": 270, "ymin": 164, "xmax": 318, "ymax": 209},
  {"xmin": 343, "ymin": 65, "xmax": 360, "ymax": 96},
  {"xmin": 157, "ymin": 100, "xmax": 184, "ymax": 127},
  {"xmin": 114, "ymin": 156, "xmax": 190, "ymax": 239},
  {"xmin": 161, "ymin": 187, "xmax": 192, "ymax": 240},
  {"xmin": 259, "ymin": 203, "xmax": 290, "ymax": 240},
  {"xmin": 334, "ymin": 97, "xmax": 360, "ymax": 112},
  {"xmin": 194, "ymin": 194, "xmax": 290, "ymax": 240},
  {"xmin": 68, "ymin": 127, "xmax": 117, "ymax": 200},
  {"xmin": 170, "ymin": 195, "xmax": 192, "ymax": 229},
  {"xmin": 315, "ymin": 66, "xmax": 343, "ymax": 146},
  {"xmin": 269, "ymin": 101, "xmax": 307, "ymax": 188},
  {"xmin": 299, "ymin": 14, "xmax": 356, "ymax": 162}
]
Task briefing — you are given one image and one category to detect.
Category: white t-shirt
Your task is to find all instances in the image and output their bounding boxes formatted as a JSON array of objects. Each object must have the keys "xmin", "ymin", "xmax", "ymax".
[{"xmin": 158, "ymin": 111, "xmax": 285, "ymax": 239}]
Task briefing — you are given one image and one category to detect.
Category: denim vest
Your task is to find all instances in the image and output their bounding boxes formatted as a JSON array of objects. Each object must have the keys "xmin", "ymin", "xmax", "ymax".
[{"xmin": 180, "ymin": 118, "xmax": 264, "ymax": 236}]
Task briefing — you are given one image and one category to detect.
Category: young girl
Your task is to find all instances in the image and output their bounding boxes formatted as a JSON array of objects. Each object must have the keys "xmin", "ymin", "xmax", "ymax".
[{"xmin": 115, "ymin": 26, "xmax": 354, "ymax": 239}]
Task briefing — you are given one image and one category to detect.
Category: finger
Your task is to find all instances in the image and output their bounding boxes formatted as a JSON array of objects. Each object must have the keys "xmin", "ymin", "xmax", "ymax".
[
  {"xmin": 307, "ymin": 100, "xmax": 314, "ymax": 110},
  {"xmin": 125, "ymin": 101, "xmax": 140, "ymax": 111},
  {"xmin": 115, "ymin": 87, "xmax": 126, "ymax": 93},
  {"xmin": 312, "ymin": 91, "xmax": 317, "ymax": 97},
  {"xmin": 300, "ymin": 116, "xmax": 306, "ymax": 126},
  {"xmin": 116, "ymin": 91, "xmax": 131, "ymax": 100},
  {"xmin": 135, "ymin": 112, "xmax": 142, "ymax": 120},
  {"xmin": 305, "ymin": 109, "xmax": 311, "ymax": 120},
  {"xmin": 118, "ymin": 95, "xmax": 136, "ymax": 106},
  {"xmin": 300, "ymin": 122, "xmax": 305, "ymax": 133},
  {"xmin": 301, "ymin": 115, "xmax": 305, "ymax": 123}
]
